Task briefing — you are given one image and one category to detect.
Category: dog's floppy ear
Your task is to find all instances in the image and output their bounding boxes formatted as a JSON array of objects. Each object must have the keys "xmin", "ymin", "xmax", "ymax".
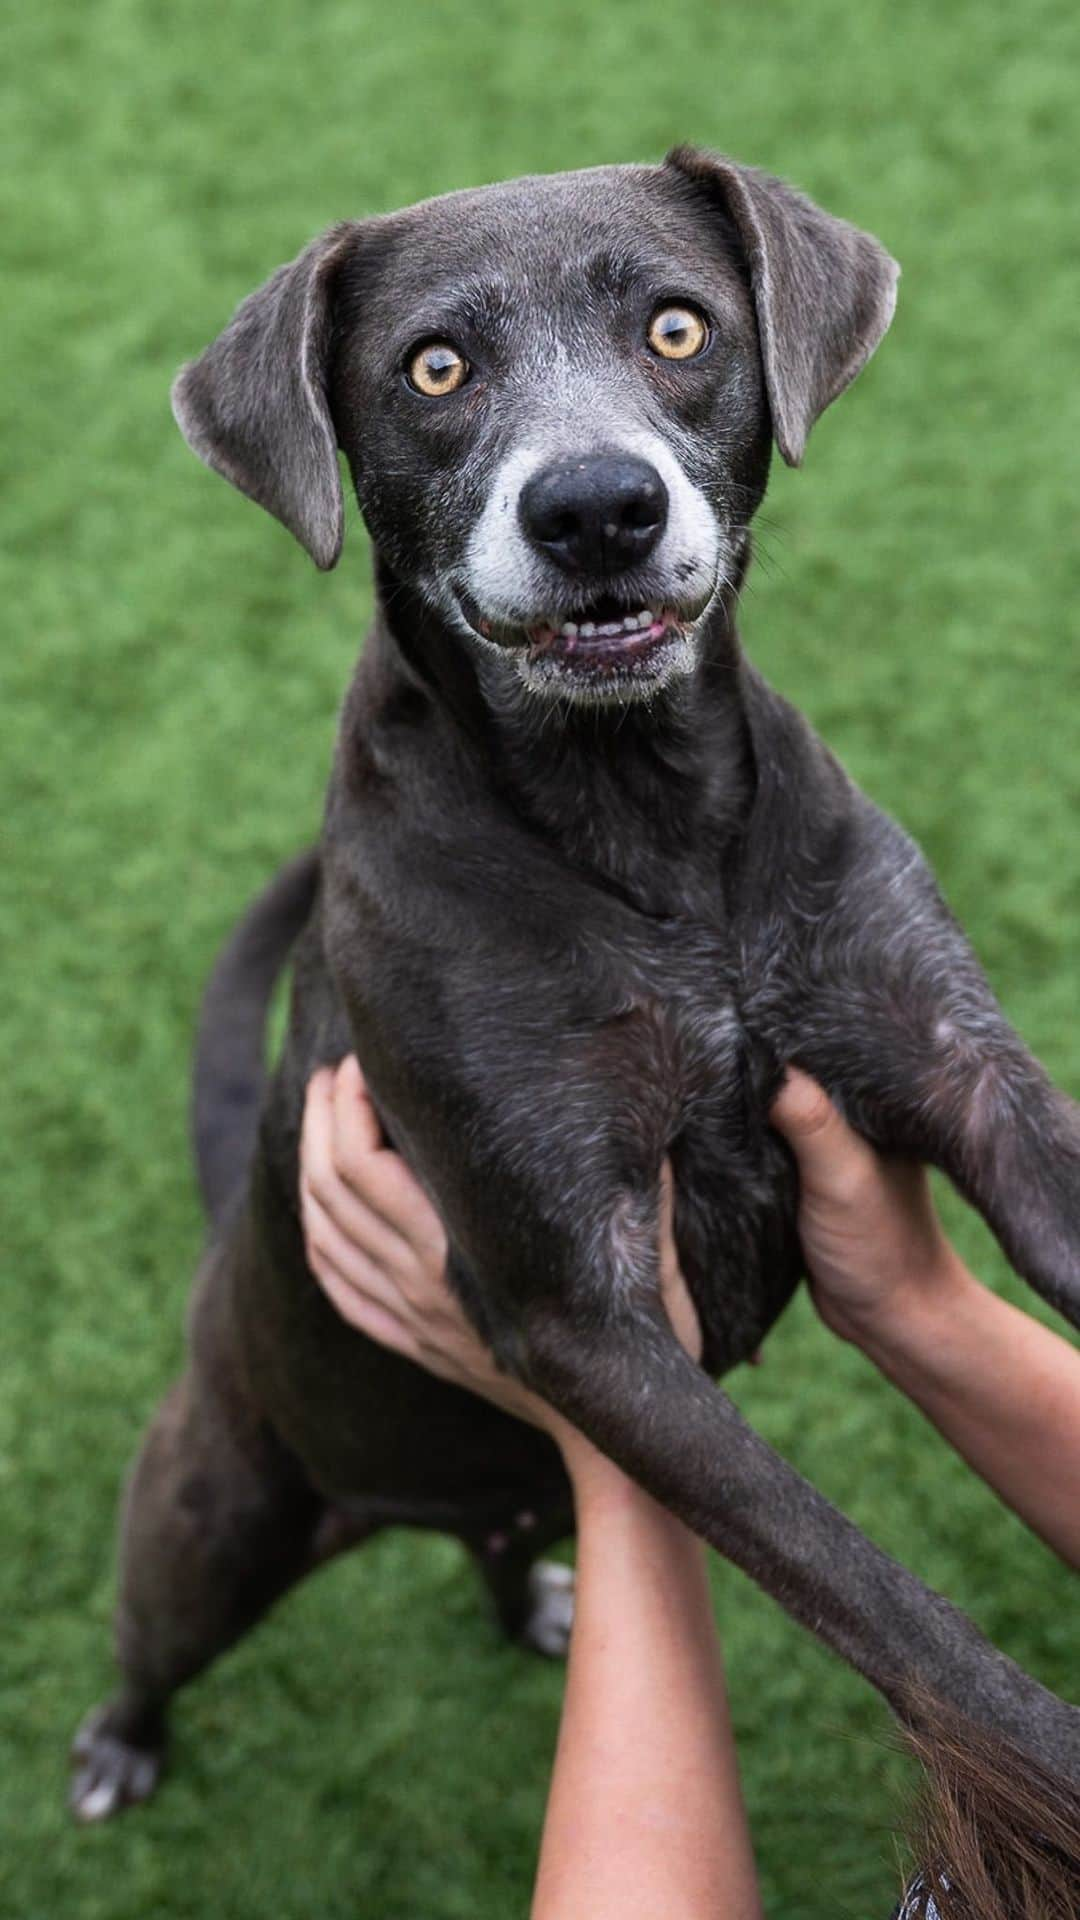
[
  {"xmin": 666, "ymin": 146, "xmax": 899, "ymax": 466},
  {"xmin": 171, "ymin": 224, "xmax": 359, "ymax": 569}
]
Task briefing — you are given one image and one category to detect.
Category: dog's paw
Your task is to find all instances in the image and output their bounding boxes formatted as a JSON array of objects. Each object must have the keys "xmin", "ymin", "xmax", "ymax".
[
  {"xmin": 69, "ymin": 1704, "xmax": 165, "ymax": 1822},
  {"xmin": 521, "ymin": 1559, "xmax": 575, "ymax": 1659}
]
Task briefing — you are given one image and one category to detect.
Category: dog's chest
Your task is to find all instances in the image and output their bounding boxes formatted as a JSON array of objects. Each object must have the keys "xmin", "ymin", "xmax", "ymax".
[
  {"xmin": 606, "ymin": 923, "xmax": 800, "ymax": 1368},
  {"xmin": 604, "ymin": 907, "xmax": 760, "ymax": 1119}
]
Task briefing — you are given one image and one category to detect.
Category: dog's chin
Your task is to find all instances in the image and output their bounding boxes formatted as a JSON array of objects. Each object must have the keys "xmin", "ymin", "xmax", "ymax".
[{"xmin": 454, "ymin": 586, "xmax": 714, "ymax": 706}]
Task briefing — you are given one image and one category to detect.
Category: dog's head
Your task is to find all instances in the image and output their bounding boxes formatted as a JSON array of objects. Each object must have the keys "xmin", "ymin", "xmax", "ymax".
[{"xmin": 173, "ymin": 151, "xmax": 897, "ymax": 705}]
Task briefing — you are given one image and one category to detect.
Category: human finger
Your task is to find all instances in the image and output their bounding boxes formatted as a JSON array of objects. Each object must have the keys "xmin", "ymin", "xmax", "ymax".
[
  {"xmin": 769, "ymin": 1067, "xmax": 879, "ymax": 1205},
  {"xmin": 294, "ymin": 1059, "xmax": 426, "ymax": 1280},
  {"xmin": 331, "ymin": 1054, "xmax": 384, "ymax": 1155},
  {"xmin": 300, "ymin": 1065, "xmax": 339, "ymax": 1197},
  {"xmin": 657, "ymin": 1159, "xmax": 703, "ymax": 1362},
  {"xmin": 307, "ymin": 1244, "xmax": 420, "ymax": 1360},
  {"xmin": 329, "ymin": 1060, "xmax": 449, "ymax": 1274},
  {"xmin": 300, "ymin": 1184, "xmax": 417, "ymax": 1322}
]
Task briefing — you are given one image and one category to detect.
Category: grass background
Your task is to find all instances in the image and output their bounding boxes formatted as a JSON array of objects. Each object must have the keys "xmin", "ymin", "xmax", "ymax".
[{"xmin": 2, "ymin": 0, "xmax": 1078, "ymax": 1913}]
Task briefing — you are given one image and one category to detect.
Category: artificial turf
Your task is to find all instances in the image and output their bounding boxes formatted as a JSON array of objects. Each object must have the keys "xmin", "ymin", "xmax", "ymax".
[{"xmin": 2, "ymin": 0, "xmax": 1078, "ymax": 1913}]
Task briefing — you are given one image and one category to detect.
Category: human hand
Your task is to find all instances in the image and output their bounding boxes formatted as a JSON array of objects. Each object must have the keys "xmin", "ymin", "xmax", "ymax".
[
  {"xmin": 769, "ymin": 1066, "xmax": 965, "ymax": 1345},
  {"xmin": 299, "ymin": 1058, "xmax": 702, "ymax": 1452},
  {"xmin": 300, "ymin": 1055, "xmax": 554, "ymax": 1431}
]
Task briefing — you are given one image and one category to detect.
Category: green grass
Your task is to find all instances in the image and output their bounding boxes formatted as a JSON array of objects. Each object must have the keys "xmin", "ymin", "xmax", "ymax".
[{"xmin": 3, "ymin": 1, "xmax": 1078, "ymax": 1913}]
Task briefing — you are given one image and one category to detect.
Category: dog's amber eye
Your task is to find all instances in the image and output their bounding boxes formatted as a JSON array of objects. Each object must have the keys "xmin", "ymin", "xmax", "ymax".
[
  {"xmin": 407, "ymin": 340, "xmax": 470, "ymax": 397},
  {"xmin": 647, "ymin": 304, "xmax": 709, "ymax": 361}
]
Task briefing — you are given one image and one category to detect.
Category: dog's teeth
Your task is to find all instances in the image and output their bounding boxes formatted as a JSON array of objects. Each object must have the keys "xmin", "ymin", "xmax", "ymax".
[
  {"xmin": 580, "ymin": 622, "xmax": 596, "ymax": 638},
  {"xmin": 561, "ymin": 622, "xmax": 579, "ymax": 638},
  {"xmin": 621, "ymin": 614, "xmax": 639, "ymax": 633},
  {"xmin": 598, "ymin": 622, "xmax": 621, "ymax": 637}
]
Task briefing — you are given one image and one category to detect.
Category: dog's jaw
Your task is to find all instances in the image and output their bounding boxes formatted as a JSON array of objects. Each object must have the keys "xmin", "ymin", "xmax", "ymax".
[
  {"xmin": 453, "ymin": 586, "xmax": 717, "ymax": 706},
  {"xmin": 513, "ymin": 618, "xmax": 703, "ymax": 706}
]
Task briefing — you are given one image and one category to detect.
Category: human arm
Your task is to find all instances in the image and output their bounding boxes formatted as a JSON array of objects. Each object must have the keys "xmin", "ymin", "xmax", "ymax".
[
  {"xmin": 770, "ymin": 1069, "xmax": 1080, "ymax": 1568},
  {"xmin": 300, "ymin": 1058, "xmax": 763, "ymax": 1920},
  {"xmin": 529, "ymin": 1441, "xmax": 762, "ymax": 1920}
]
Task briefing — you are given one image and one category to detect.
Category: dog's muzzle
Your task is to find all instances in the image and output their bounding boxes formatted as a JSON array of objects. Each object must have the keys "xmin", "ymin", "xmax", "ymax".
[{"xmin": 458, "ymin": 433, "xmax": 724, "ymax": 696}]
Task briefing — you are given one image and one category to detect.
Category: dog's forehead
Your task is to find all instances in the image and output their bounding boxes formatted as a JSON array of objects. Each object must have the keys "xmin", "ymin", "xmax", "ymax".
[{"xmin": 364, "ymin": 163, "xmax": 741, "ymax": 311}]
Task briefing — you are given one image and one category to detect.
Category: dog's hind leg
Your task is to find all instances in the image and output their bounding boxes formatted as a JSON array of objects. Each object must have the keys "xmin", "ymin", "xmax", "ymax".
[
  {"xmin": 468, "ymin": 1502, "xmax": 576, "ymax": 1658},
  {"xmin": 70, "ymin": 1366, "xmax": 323, "ymax": 1822}
]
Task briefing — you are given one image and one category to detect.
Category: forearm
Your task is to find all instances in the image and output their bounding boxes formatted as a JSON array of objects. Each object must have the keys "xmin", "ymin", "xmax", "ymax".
[
  {"xmin": 531, "ymin": 1451, "xmax": 762, "ymax": 1920},
  {"xmin": 855, "ymin": 1259, "xmax": 1080, "ymax": 1568}
]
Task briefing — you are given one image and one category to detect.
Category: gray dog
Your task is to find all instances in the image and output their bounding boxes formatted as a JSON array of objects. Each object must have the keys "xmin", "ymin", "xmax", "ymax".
[{"xmin": 72, "ymin": 148, "xmax": 1079, "ymax": 1822}]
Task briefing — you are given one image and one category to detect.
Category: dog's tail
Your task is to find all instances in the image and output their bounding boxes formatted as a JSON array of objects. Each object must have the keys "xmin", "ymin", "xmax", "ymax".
[
  {"xmin": 192, "ymin": 848, "xmax": 320, "ymax": 1228},
  {"xmin": 896, "ymin": 1686, "xmax": 1080, "ymax": 1918}
]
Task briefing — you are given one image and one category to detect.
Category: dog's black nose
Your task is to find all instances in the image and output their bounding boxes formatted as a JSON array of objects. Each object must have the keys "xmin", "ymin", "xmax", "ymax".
[{"xmin": 519, "ymin": 455, "xmax": 669, "ymax": 576}]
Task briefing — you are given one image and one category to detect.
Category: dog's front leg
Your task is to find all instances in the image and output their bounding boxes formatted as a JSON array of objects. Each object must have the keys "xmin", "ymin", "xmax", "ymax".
[
  {"xmin": 520, "ymin": 1269, "xmax": 1080, "ymax": 1782},
  {"xmin": 410, "ymin": 1097, "xmax": 1079, "ymax": 1778},
  {"xmin": 771, "ymin": 835, "xmax": 1080, "ymax": 1331}
]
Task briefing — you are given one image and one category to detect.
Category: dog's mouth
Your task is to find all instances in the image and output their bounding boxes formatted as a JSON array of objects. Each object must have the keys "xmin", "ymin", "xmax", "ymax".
[{"xmin": 455, "ymin": 586, "xmax": 711, "ymax": 674}]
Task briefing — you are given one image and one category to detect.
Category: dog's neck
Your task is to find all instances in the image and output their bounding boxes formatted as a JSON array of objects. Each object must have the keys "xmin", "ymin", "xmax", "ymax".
[{"xmin": 361, "ymin": 558, "xmax": 756, "ymax": 914}]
